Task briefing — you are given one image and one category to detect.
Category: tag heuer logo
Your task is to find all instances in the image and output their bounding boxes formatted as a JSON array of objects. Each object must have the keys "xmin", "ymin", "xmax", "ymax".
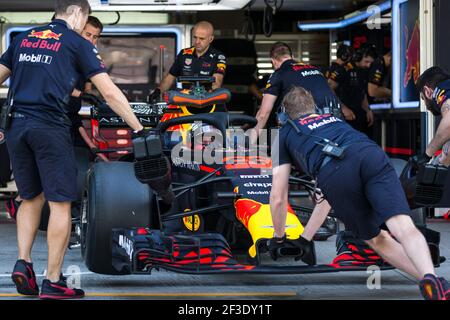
[{"xmin": 185, "ymin": 58, "xmax": 192, "ymax": 65}]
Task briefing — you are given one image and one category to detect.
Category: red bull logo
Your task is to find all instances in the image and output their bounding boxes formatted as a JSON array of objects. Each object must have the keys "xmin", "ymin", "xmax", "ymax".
[
  {"xmin": 292, "ymin": 63, "xmax": 314, "ymax": 72},
  {"xmin": 403, "ymin": 20, "xmax": 420, "ymax": 88},
  {"xmin": 20, "ymin": 39, "xmax": 62, "ymax": 52},
  {"xmin": 29, "ymin": 29, "xmax": 62, "ymax": 40}
]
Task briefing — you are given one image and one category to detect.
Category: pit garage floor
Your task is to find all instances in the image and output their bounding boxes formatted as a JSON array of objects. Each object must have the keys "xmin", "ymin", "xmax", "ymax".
[{"xmin": 0, "ymin": 203, "xmax": 449, "ymax": 301}]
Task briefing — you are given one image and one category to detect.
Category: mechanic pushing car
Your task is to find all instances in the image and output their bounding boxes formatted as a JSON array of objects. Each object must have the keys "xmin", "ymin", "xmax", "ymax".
[
  {"xmin": 0, "ymin": 0, "xmax": 143, "ymax": 299},
  {"xmin": 416, "ymin": 66, "xmax": 450, "ymax": 167},
  {"xmin": 251, "ymin": 42, "xmax": 340, "ymax": 143},
  {"xmin": 149, "ymin": 21, "xmax": 227, "ymax": 109},
  {"xmin": 268, "ymin": 86, "xmax": 450, "ymax": 300},
  {"xmin": 327, "ymin": 43, "xmax": 377, "ymax": 137}
]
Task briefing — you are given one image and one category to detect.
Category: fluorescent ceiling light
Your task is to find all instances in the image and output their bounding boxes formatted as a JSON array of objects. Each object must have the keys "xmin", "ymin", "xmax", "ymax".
[{"xmin": 257, "ymin": 63, "xmax": 273, "ymax": 68}]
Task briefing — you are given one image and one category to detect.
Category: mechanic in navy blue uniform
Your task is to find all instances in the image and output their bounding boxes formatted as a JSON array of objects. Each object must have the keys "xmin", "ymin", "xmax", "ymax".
[
  {"xmin": 324, "ymin": 44, "xmax": 353, "ymax": 80},
  {"xmin": 269, "ymin": 86, "xmax": 450, "ymax": 300},
  {"xmin": 416, "ymin": 66, "xmax": 450, "ymax": 167},
  {"xmin": 150, "ymin": 21, "xmax": 227, "ymax": 113},
  {"xmin": 367, "ymin": 51, "xmax": 392, "ymax": 104},
  {"xmin": 327, "ymin": 44, "xmax": 377, "ymax": 137},
  {"xmin": 67, "ymin": 15, "xmax": 109, "ymax": 161},
  {"xmin": 251, "ymin": 42, "xmax": 340, "ymax": 142},
  {"xmin": 0, "ymin": 0, "xmax": 143, "ymax": 300},
  {"xmin": 324, "ymin": 44, "xmax": 357, "ymax": 121}
]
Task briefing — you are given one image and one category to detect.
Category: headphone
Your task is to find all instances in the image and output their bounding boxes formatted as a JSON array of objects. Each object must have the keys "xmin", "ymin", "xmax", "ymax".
[
  {"xmin": 352, "ymin": 43, "xmax": 378, "ymax": 62},
  {"xmin": 277, "ymin": 106, "xmax": 301, "ymax": 135},
  {"xmin": 336, "ymin": 44, "xmax": 353, "ymax": 63}
]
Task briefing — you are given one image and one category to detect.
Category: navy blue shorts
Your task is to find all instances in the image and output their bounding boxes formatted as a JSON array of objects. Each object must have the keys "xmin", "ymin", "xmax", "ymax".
[
  {"xmin": 317, "ymin": 143, "xmax": 411, "ymax": 240},
  {"xmin": 5, "ymin": 118, "xmax": 77, "ymax": 202}
]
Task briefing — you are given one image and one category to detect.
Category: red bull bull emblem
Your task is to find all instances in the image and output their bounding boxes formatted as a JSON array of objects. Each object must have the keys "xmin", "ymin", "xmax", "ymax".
[
  {"xmin": 29, "ymin": 30, "xmax": 62, "ymax": 40},
  {"xmin": 403, "ymin": 20, "xmax": 420, "ymax": 88},
  {"xmin": 183, "ymin": 48, "xmax": 195, "ymax": 55}
]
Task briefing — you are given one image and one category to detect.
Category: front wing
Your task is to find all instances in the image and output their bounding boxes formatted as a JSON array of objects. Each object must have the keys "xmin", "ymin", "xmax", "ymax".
[{"xmin": 111, "ymin": 228, "xmax": 394, "ymax": 275}]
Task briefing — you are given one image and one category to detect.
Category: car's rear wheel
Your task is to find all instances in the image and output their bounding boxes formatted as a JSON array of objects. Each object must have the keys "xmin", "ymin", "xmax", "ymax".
[{"xmin": 82, "ymin": 161, "xmax": 154, "ymax": 275}]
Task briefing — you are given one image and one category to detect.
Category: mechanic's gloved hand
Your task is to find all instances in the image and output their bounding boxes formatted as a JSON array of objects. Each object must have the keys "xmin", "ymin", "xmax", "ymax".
[
  {"xmin": 266, "ymin": 234, "xmax": 286, "ymax": 261},
  {"xmin": 410, "ymin": 152, "xmax": 432, "ymax": 170},
  {"xmin": 147, "ymin": 88, "xmax": 161, "ymax": 103},
  {"xmin": 291, "ymin": 236, "xmax": 316, "ymax": 266},
  {"xmin": 132, "ymin": 128, "xmax": 151, "ymax": 140}
]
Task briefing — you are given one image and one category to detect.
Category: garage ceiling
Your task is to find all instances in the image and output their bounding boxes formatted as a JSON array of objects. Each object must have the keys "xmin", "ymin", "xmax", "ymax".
[{"xmin": 0, "ymin": 0, "xmax": 378, "ymax": 12}]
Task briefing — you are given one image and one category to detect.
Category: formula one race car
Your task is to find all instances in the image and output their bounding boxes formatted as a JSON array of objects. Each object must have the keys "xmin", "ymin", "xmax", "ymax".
[{"xmin": 80, "ymin": 76, "xmax": 445, "ymax": 276}]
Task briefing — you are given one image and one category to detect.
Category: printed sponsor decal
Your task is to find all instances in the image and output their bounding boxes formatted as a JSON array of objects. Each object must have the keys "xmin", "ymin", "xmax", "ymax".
[
  {"xmin": 183, "ymin": 47, "xmax": 194, "ymax": 55},
  {"xmin": 217, "ymin": 63, "xmax": 226, "ymax": 70},
  {"xmin": 20, "ymin": 38, "xmax": 62, "ymax": 52},
  {"xmin": 19, "ymin": 53, "xmax": 52, "ymax": 64},
  {"xmin": 300, "ymin": 70, "xmax": 321, "ymax": 77},
  {"xmin": 306, "ymin": 116, "xmax": 341, "ymax": 130},
  {"xmin": 118, "ymin": 235, "xmax": 134, "ymax": 261},
  {"xmin": 182, "ymin": 210, "xmax": 201, "ymax": 232},
  {"xmin": 292, "ymin": 63, "xmax": 315, "ymax": 72},
  {"xmin": 28, "ymin": 29, "xmax": 62, "ymax": 40}
]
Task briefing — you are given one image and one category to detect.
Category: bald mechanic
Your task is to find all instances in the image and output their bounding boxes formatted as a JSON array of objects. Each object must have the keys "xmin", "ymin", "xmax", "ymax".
[
  {"xmin": 0, "ymin": 0, "xmax": 143, "ymax": 299},
  {"xmin": 269, "ymin": 86, "xmax": 449, "ymax": 300},
  {"xmin": 149, "ymin": 21, "xmax": 227, "ymax": 109}
]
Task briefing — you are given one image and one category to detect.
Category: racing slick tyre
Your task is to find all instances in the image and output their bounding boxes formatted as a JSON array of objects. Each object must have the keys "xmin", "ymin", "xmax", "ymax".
[
  {"xmin": 390, "ymin": 158, "xmax": 427, "ymax": 226},
  {"xmin": 38, "ymin": 147, "xmax": 91, "ymax": 231},
  {"xmin": 389, "ymin": 158, "xmax": 407, "ymax": 177},
  {"xmin": 0, "ymin": 142, "xmax": 11, "ymax": 187},
  {"xmin": 82, "ymin": 161, "xmax": 154, "ymax": 275}
]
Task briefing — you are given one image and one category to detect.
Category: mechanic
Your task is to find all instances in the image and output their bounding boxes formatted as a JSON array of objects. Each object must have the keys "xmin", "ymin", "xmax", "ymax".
[
  {"xmin": 149, "ymin": 21, "xmax": 227, "ymax": 113},
  {"xmin": 0, "ymin": 0, "xmax": 143, "ymax": 299},
  {"xmin": 5, "ymin": 16, "xmax": 106, "ymax": 222},
  {"xmin": 416, "ymin": 66, "xmax": 450, "ymax": 167},
  {"xmin": 327, "ymin": 43, "xmax": 377, "ymax": 137},
  {"xmin": 324, "ymin": 44, "xmax": 355, "ymax": 121},
  {"xmin": 251, "ymin": 42, "xmax": 340, "ymax": 142},
  {"xmin": 269, "ymin": 86, "xmax": 449, "ymax": 300},
  {"xmin": 68, "ymin": 15, "xmax": 108, "ymax": 161},
  {"xmin": 367, "ymin": 51, "xmax": 392, "ymax": 103},
  {"xmin": 324, "ymin": 44, "xmax": 353, "ymax": 80}
]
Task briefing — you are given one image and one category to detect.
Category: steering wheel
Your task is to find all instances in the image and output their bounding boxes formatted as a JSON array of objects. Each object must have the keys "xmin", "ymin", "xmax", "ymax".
[{"xmin": 157, "ymin": 112, "xmax": 257, "ymax": 138}]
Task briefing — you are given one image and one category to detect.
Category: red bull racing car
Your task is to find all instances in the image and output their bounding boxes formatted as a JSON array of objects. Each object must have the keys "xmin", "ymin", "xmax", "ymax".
[{"xmin": 79, "ymin": 76, "xmax": 444, "ymax": 276}]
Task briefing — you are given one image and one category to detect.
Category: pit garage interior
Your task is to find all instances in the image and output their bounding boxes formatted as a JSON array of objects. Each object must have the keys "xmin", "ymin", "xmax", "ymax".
[{"xmin": 0, "ymin": 0, "xmax": 449, "ymax": 301}]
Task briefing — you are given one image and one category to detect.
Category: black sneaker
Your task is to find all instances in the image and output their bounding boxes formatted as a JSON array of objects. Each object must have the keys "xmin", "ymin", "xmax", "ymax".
[
  {"xmin": 11, "ymin": 260, "xmax": 39, "ymax": 296},
  {"xmin": 419, "ymin": 274, "xmax": 449, "ymax": 300},
  {"xmin": 39, "ymin": 275, "xmax": 85, "ymax": 300}
]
